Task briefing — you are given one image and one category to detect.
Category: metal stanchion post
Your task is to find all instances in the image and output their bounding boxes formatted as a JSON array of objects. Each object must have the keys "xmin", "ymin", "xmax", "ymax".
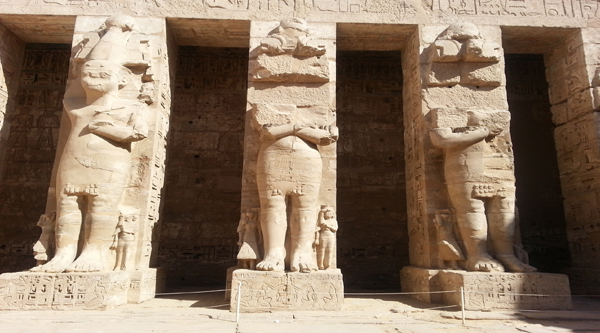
[
  {"xmin": 236, "ymin": 282, "xmax": 242, "ymax": 323},
  {"xmin": 460, "ymin": 287, "xmax": 465, "ymax": 325}
]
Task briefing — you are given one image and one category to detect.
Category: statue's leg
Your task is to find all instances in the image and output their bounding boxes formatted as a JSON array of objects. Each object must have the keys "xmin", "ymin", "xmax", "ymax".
[
  {"xmin": 322, "ymin": 241, "xmax": 332, "ymax": 270},
  {"xmin": 449, "ymin": 184, "xmax": 504, "ymax": 272},
  {"xmin": 316, "ymin": 239, "xmax": 325, "ymax": 270},
  {"xmin": 488, "ymin": 191, "xmax": 537, "ymax": 272},
  {"xmin": 289, "ymin": 189, "xmax": 319, "ymax": 273},
  {"xmin": 114, "ymin": 244, "xmax": 124, "ymax": 271},
  {"xmin": 67, "ymin": 184, "xmax": 123, "ymax": 272},
  {"xmin": 256, "ymin": 189, "xmax": 287, "ymax": 272},
  {"xmin": 31, "ymin": 193, "xmax": 82, "ymax": 273}
]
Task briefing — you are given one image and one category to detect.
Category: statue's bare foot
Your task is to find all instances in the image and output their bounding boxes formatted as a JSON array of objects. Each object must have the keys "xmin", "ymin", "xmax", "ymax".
[
  {"xmin": 66, "ymin": 249, "xmax": 105, "ymax": 272},
  {"xmin": 465, "ymin": 254, "xmax": 505, "ymax": 272},
  {"xmin": 291, "ymin": 250, "xmax": 317, "ymax": 273},
  {"xmin": 30, "ymin": 248, "xmax": 76, "ymax": 273},
  {"xmin": 256, "ymin": 248, "xmax": 285, "ymax": 272},
  {"xmin": 496, "ymin": 254, "xmax": 537, "ymax": 272}
]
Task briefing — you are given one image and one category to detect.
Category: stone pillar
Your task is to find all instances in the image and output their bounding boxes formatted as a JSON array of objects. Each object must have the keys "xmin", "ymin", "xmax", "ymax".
[
  {"xmin": 0, "ymin": 23, "xmax": 25, "ymax": 201},
  {"xmin": 401, "ymin": 23, "xmax": 571, "ymax": 310},
  {"xmin": 0, "ymin": 23, "xmax": 27, "ymax": 272},
  {"xmin": 548, "ymin": 27, "xmax": 600, "ymax": 295},
  {"xmin": 231, "ymin": 19, "xmax": 342, "ymax": 311},
  {"xmin": 0, "ymin": 15, "xmax": 171, "ymax": 310}
]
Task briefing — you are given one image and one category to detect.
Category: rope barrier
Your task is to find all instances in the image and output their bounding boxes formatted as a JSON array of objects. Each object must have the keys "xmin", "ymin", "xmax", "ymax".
[
  {"xmin": 467, "ymin": 290, "xmax": 600, "ymax": 297},
  {"xmin": 154, "ymin": 289, "xmax": 459, "ymax": 297},
  {"xmin": 155, "ymin": 289, "xmax": 228, "ymax": 296},
  {"xmin": 148, "ymin": 288, "xmax": 600, "ymax": 299},
  {"xmin": 346, "ymin": 290, "xmax": 457, "ymax": 295}
]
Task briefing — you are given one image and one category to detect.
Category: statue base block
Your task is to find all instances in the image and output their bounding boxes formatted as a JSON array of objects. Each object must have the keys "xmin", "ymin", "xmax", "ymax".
[
  {"xmin": 439, "ymin": 270, "xmax": 572, "ymax": 310},
  {"xmin": 565, "ymin": 267, "xmax": 600, "ymax": 295},
  {"xmin": 127, "ymin": 268, "xmax": 166, "ymax": 304},
  {"xmin": 229, "ymin": 268, "xmax": 344, "ymax": 312},
  {"xmin": 400, "ymin": 266, "xmax": 443, "ymax": 304},
  {"xmin": 0, "ymin": 271, "xmax": 130, "ymax": 310}
]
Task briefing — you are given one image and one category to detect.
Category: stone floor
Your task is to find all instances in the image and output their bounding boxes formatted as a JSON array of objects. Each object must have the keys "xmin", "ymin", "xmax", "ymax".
[{"xmin": 1, "ymin": 289, "xmax": 599, "ymax": 333}]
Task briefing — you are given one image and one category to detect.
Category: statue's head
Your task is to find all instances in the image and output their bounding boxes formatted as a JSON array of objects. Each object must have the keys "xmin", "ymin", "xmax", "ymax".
[
  {"xmin": 103, "ymin": 15, "xmax": 135, "ymax": 32},
  {"xmin": 278, "ymin": 18, "xmax": 309, "ymax": 38},
  {"xmin": 444, "ymin": 22, "xmax": 479, "ymax": 41},
  {"xmin": 467, "ymin": 110, "xmax": 510, "ymax": 136},
  {"xmin": 81, "ymin": 59, "xmax": 131, "ymax": 94},
  {"xmin": 321, "ymin": 205, "xmax": 336, "ymax": 219}
]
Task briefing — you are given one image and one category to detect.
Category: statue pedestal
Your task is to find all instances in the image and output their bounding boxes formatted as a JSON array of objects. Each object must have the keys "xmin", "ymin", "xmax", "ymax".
[
  {"xmin": 127, "ymin": 268, "xmax": 166, "ymax": 304},
  {"xmin": 229, "ymin": 268, "xmax": 343, "ymax": 312},
  {"xmin": 0, "ymin": 269, "xmax": 165, "ymax": 310},
  {"xmin": 565, "ymin": 267, "xmax": 600, "ymax": 295},
  {"xmin": 402, "ymin": 267, "xmax": 572, "ymax": 310},
  {"xmin": 400, "ymin": 266, "xmax": 443, "ymax": 304}
]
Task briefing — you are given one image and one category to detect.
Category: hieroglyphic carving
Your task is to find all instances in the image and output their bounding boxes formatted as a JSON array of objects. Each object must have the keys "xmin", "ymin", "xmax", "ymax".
[
  {"xmin": 0, "ymin": 45, "xmax": 69, "ymax": 273},
  {"xmin": 439, "ymin": 271, "xmax": 572, "ymax": 310},
  {"xmin": 230, "ymin": 269, "xmax": 343, "ymax": 311},
  {"xmin": 0, "ymin": 272, "xmax": 129, "ymax": 310},
  {"xmin": 11, "ymin": 0, "xmax": 600, "ymax": 19},
  {"xmin": 159, "ymin": 46, "xmax": 246, "ymax": 284},
  {"xmin": 422, "ymin": 0, "xmax": 599, "ymax": 17},
  {"xmin": 402, "ymin": 28, "xmax": 431, "ymax": 269}
]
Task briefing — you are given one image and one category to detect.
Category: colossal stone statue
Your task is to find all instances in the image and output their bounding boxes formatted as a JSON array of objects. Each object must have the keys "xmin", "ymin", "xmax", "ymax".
[
  {"xmin": 244, "ymin": 18, "xmax": 338, "ymax": 273},
  {"xmin": 253, "ymin": 106, "xmax": 338, "ymax": 273},
  {"xmin": 31, "ymin": 15, "xmax": 149, "ymax": 273},
  {"xmin": 430, "ymin": 109, "xmax": 536, "ymax": 273}
]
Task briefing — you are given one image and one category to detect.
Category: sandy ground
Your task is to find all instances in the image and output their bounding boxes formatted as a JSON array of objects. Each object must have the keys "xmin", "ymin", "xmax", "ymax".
[{"xmin": 0, "ymin": 289, "xmax": 599, "ymax": 333}]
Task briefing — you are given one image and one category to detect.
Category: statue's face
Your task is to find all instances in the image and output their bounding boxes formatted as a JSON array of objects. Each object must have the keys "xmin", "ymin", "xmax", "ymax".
[
  {"xmin": 324, "ymin": 210, "xmax": 334, "ymax": 219},
  {"xmin": 81, "ymin": 60, "xmax": 121, "ymax": 94}
]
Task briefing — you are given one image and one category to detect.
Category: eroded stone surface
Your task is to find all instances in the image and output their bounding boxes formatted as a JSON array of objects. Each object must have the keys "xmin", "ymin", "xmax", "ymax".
[
  {"xmin": 229, "ymin": 268, "xmax": 343, "ymax": 312},
  {"xmin": 438, "ymin": 271, "xmax": 572, "ymax": 310},
  {"xmin": 242, "ymin": 19, "xmax": 338, "ymax": 275},
  {"xmin": 0, "ymin": 271, "xmax": 129, "ymax": 310},
  {"xmin": 0, "ymin": 0, "xmax": 599, "ymax": 309}
]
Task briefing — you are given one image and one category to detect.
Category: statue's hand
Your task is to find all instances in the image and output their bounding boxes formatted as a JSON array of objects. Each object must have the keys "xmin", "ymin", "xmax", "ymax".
[
  {"xmin": 64, "ymin": 183, "xmax": 77, "ymax": 194},
  {"xmin": 318, "ymin": 125, "xmax": 339, "ymax": 145},
  {"xmin": 89, "ymin": 119, "xmax": 115, "ymax": 130}
]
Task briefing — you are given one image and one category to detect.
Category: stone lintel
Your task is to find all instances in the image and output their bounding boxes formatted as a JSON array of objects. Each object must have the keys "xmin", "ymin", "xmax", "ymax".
[
  {"xmin": 439, "ymin": 270, "xmax": 572, "ymax": 310},
  {"xmin": 229, "ymin": 268, "xmax": 343, "ymax": 312}
]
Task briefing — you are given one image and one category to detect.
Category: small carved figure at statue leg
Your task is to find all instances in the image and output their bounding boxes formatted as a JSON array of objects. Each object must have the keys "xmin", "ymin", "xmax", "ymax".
[
  {"xmin": 112, "ymin": 213, "xmax": 138, "ymax": 271},
  {"xmin": 32, "ymin": 212, "xmax": 56, "ymax": 266},
  {"xmin": 316, "ymin": 205, "xmax": 338, "ymax": 270},
  {"xmin": 31, "ymin": 196, "xmax": 81, "ymax": 273},
  {"xmin": 237, "ymin": 208, "xmax": 262, "ymax": 269}
]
